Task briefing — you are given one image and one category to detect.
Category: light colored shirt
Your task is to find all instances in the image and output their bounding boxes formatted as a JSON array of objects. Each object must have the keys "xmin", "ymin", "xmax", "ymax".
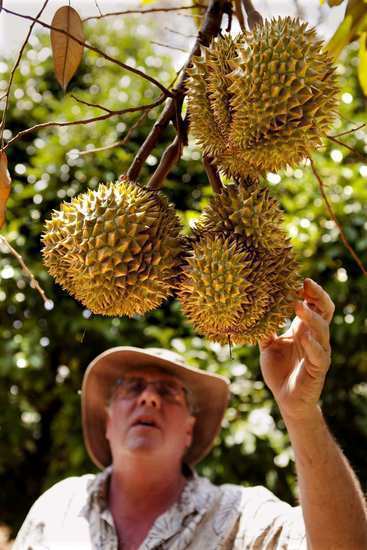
[{"xmin": 13, "ymin": 467, "xmax": 307, "ymax": 549}]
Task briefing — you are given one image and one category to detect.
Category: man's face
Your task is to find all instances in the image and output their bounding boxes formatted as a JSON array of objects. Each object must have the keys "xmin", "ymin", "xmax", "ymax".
[{"xmin": 105, "ymin": 366, "xmax": 196, "ymax": 466}]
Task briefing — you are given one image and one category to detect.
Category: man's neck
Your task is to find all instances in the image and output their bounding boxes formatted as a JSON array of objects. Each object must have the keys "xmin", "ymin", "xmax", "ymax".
[{"xmin": 108, "ymin": 457, "xmax": 187, "ymax": 548}]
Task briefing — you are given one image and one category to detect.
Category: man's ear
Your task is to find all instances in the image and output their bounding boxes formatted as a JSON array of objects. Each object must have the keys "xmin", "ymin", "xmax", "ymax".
[
  {"xmin": 185, "ymin": 415, "xmax": 196, "ymax": 448},
  {"xmin": 105, "ymin": 408, "xmax": 112, "ymax": 441}
]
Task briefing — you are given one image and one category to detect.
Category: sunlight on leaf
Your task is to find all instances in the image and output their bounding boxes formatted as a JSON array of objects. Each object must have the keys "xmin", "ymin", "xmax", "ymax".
[{"xmin": 358, "ymin": 32, "xmax": 367, "ymax": 95}]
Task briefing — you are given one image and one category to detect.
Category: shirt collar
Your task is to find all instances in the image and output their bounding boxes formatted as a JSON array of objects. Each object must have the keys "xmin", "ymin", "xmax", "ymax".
[{"xmin": 81, "ymin": 464, "xmax": 214, "ymax": 524}]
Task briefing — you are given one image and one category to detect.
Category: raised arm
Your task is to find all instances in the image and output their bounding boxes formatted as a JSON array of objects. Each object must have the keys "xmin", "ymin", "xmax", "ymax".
[{"xmin": 259, "ymin": 278, "xmax": 367, "ymax": 549}]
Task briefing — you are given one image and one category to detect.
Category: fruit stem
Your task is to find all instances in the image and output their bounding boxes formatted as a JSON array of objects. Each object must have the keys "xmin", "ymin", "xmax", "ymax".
[
  {"xmin": 203, "ymin": 155, "xmax": 223, "ymax": 194},
  {"xmin": 241, "ymin": 0, "xmax": 263, "ymax": 30},
  {"xmin": 147, "ymin": 135, "xmax": 183, "ymax": 190},
  {"xmin": 234, "ymin": 0, "xmax": 246, "ymax": 31}
]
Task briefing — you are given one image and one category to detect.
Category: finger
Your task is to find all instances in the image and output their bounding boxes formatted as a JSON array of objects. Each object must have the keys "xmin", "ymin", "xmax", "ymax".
[
  {"xmin": 300, "ymin": 330, "xmax": 331, "ymax": 376},
  {"xmin": 303, "ymin": 278, "xmax": 335, "ymax": 322},
  {"xmin": 258, "ymin": 333, "xmax": 277, "ymax": 351},
  {"xmin": 295, "ymin": 301, "xmax": 330, "ymax": 351}
]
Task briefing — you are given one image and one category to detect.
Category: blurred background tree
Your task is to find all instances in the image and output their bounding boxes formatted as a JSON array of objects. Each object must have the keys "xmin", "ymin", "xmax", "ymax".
[{"xmin": 0, "ymin": 1, "xmax": 366, "ymax": 541}]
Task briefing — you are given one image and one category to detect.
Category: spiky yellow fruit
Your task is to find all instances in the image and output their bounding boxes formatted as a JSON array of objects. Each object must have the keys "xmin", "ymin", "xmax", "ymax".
[
  {"xmin": 42, "ymin": 178, "xmax": 184, "ymax": 316},
  {"xmin": 178, "ymin": 235, "xmax": 255, "ymax": 332},
  {"xmin": 187, "ymin": 17, "xmax": 339, "ymax": 178},
  {"xmin": 177, "ymin": 182, "xmax": 301, "ymax": 345},
  {"xmin": 196, "ymin": 177, "xmax": 286, "ymax": 251}
]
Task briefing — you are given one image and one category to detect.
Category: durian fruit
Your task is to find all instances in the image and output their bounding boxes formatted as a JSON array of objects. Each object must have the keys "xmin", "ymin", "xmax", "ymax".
[
  {"xmin": 178, "ymin": 235, "xmax": 257, "ymax": 332},
  {"xmin": 196, "ymin": 176, "xmax": 286, "ymax": 251},
  {"xmin": 42, "ymin": 177, "xmax": 184, "ymax": 316},
  {"xmin": 187, "ymin": 17, "xmax": 339, "ymax": 178},
  {"xmin": 177, "ymin": 181, "xmax": 301, "ymax": 345}
]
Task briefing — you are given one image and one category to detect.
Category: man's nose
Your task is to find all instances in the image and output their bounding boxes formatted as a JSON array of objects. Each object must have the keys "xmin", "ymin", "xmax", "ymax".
[{"xmin": 137, "ymin": 385, "xmax": 161, "ymax": 408}]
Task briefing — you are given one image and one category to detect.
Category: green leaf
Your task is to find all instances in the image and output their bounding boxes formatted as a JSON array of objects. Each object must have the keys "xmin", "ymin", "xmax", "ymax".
[
  {"xmin": 325, "ymin": 15, "xmax": 353, "ymax": 59},
  {"xmin": 358, "ymin": 32, "xmax": 367, "ymax": 94},
  {"xmin": 327, "ymin": 0, "xmax": 346, "ymax": 5}
]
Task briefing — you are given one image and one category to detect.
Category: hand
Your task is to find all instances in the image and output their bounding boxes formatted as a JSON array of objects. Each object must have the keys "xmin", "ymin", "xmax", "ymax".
[{"xmin": 258, "ymin": 278, "xmax": 335, "ymax": 421}]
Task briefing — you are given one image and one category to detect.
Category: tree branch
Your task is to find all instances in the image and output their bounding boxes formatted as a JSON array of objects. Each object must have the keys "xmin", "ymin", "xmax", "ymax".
[
  {"xmin": 127, "ymin": 0, "xmax": 227, "ymax": 183},
  {"xmin": 0, "ymin": 0, "xmax": 49, "ymax": 148},
  {"xmin": 310, "ymin": 158, "xmax": 367, "ymax": 277},
  {"xmin": 1, "ymin": 96, "xmax": 166, "ymax": 152},
  {"xmin": 1, "ymin": 7, "xmax": 172, "ymax": 97}
]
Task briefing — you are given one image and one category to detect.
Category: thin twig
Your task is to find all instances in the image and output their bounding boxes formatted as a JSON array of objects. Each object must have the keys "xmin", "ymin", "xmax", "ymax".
[
  {"xmin": 164, "ymin": 27, "xmax": 197, "ymax": 39},
  {"xmin": 0, "ymin": 0, "xmax": 49, "ymax": 148},
  {"xmin": 83, "ymin": 4, "xmax": 207, "ymax": 22},
  {"xmin": 328, "ymin": 136, "xmax": 367, "ymax": 162},
  {"xmin": 0, "ymin": 236, "xmax": 50, "ymax": 304},
  {"xmin": 310, "ymin": 158, "xmax": 367, "ymax": 277},
  {"xmin": 1, "ymin": 7, "xmax": 172, "ymax": 97},
  {"xmin": 94, "ymin": 0, "xmax": 103, "ymax": 17},
  {"xmin": 330, "ymin": 123, "xmax": 366, "ymax": 138},
  {"xmin": 79, "ymin": 110, "xmax": 150, "ymax": 157},
  {"xmin": 1, "ymin": 96, "xmax": 166, "ymax": 152},
  {"xmin": 71, "ymin": 94, "xmax": 113, "ymax": 113},
  {"xmin": 151, "ymin": 41, "xmax": 188, "ymax": 53}
]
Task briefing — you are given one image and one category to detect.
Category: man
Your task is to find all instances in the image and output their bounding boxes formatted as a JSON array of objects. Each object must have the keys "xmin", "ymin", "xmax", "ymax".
[{"xmin": 14, "ymin": 279, "xmax": 367, "ymax": 549}]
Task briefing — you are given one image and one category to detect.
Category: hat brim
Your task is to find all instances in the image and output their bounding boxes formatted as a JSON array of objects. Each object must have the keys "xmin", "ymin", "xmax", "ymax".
[{"xmin": 82, "ymin": 346, "xmax": 230, "ymax": 469}]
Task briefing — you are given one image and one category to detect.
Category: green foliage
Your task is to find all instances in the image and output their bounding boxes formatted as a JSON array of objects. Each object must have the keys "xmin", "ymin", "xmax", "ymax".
[
  {"xmin": 0, "ymin": 16, "xmax": 366, "ymax": 539},
  {"xmin": 325, "ymin": 0, "xmax": 367, "ymax": 94}
]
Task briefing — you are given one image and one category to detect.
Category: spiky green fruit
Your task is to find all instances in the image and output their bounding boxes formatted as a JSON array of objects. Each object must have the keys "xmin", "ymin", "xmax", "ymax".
[
  {"xmin": 196, "ymin": 178, "xmax": 286, "ymax": 251},
  {"xmin": 42, "ymin": 178, "xmax": 184, "ymax": 316},
  {"xmin": 205, "ymin": 249, "xmax": 301, "ymax": 345},
  {"xmin": 177, "ymin": 181, "xmax": 301, "ymax": 345},
  {"xmin": 187, "ymin": 17, "xmax": 339, "ymax": 178},
  {"xmin": 178, "ymin": 235, "xmax": 255, "ymax": 332},
  {"xmin": 178, "ymin": 233, "xmax": 300, "ymax": 345}
]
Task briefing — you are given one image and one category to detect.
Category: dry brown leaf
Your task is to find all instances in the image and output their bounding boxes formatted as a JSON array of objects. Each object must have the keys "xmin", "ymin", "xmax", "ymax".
[
  {"xmin": 0, "ymin": 151, "xmax": 11, "ymax": 229},
  {"xmin": 51, "ymin": 6, "xmax": 84, "ymax": 91}
]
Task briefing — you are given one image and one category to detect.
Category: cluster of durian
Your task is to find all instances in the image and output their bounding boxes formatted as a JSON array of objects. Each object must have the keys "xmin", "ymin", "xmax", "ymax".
[
  {"xmin": 177, "ymin": 179, "xmax": 300, "ymax": 345},
  {"xmin": 186, "ymin": 17, "xmax": 339, "ymax": 178},
  {"xmin": 42, "ymin": 17, "xmax": 338, "ymax": 346},
  {"xmin": 176, "ymin": 16, "xmax": 339, "ymax": 343}
]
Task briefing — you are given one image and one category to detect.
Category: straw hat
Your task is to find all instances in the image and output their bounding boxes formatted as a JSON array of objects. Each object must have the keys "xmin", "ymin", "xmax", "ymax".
[{"xmin": 82, "ymin": 346, "xmax": 230, "ymax": 468}]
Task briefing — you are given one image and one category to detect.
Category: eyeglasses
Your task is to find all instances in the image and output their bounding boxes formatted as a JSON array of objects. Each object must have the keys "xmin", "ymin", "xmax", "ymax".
[{"xmin": 111, "ymin": 376, "xmax": 189, "ymax": 406}]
